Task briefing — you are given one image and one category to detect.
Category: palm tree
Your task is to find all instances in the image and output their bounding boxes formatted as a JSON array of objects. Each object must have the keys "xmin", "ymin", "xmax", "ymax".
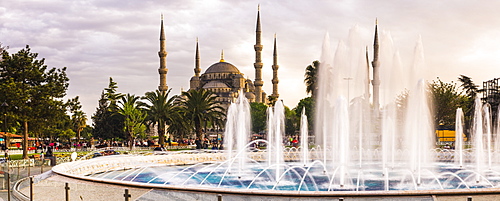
[
  {"xmin": 305, "ymin": 60, "xmax": 320, "ymax": 98},
  {"xmin": 167, "ymin": 114, "xmax": 191, "ymax": 141},
  {"xmin": 72, "ymin": 111, "xmax": 87, "ymax": 144},
  {"xmin": 141, "ymin": 89, "xmax": 177, "ymax": 146},
  {"xmin": 117, "ymin": 94, "xmax": 146, "ymax": 150},
  {"xmin": 67, "ymin": 96, "xmax": 87, "ymax": 144},
  {"xmin": 178, "ymin": 89, "xmax": 226, "ymax": 140}
]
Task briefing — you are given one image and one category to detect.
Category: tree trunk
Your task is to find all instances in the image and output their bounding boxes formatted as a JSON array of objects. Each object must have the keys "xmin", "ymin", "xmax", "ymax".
[
  {"xmin": 129, "ymin": 131, "xmax": 133, "ymax": 151},
  {"xmin": 77, "ymin": 129, "xmax": 81, "ymax": 146},
  {"xmin": 196, "ymin": 126, "xmax": 203, "ymax": 140},
  {"xmin": 158, "ymin": 123, "xmax": 165, "ymax": 146},
  {"xmin": 22, "ymin": 121, "xmax": 28, "ymax": 159}
]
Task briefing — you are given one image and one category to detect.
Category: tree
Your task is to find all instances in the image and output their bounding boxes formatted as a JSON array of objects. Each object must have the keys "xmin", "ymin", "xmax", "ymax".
[
  {"xmin": 250, "ymin": 102, "xmax": 267, "ymax": 134},
  {"xmin": 80, "ymin": 126, "xmax": 93, "ymax": 140},
  {"xmin": 305, "ymin": 60, "xmax": 320, "ymax": 98},
  {"xmin": 0, "ymin": 46, "xmax": 69, "ymax": 159},
  {"xmin": 167, "ymin": 115, "xmax": 191, "ymax": 140},
  {"xmin": 284, "ymin": 106, "xmax": 297, "ymax": 136},
  {"xmin": 458, "ymin": 75, "xmax": 478, "ymax": 99},
  {"xmin": 92, "ymin": 92, "xmax": 111, "ymax": 139},
  {"xmin": 67, "ymin": 96, "xmax": 87, "ymax": 144},
  {"xmin": 59, "ymin": 128, "xmax": 76, "ymax": 141},
  {"xmin": 293, "ymin": 97, "xmax": 315, "ymax": 130},
  {"xmin": 117, "ymin": 94, "xmax": 146, "ymax": 150},
  {"xmin": 267, "ymin": 95, "xmax": 278, "ymax": 107},
  {"xmin": 429, "ymin": 78, "xmax": 468, "ymax": 127},
  {"xmin": 178, "ymin": 89, "xmax": 225, "ymax": 140},
  {"xmin": 0, "ymin": 42, "xmax": 8, "ymax": 59},
  {"xmin": 457, "ymin": 75, "xmax": 479, "ymax": 134},
  {"xmin": 141, "ymin": 89, "xmax": 178, "ymax": 145},
  {"xmin": 92, "ymin": 78, "xmax": 125, "ymax": 140}
]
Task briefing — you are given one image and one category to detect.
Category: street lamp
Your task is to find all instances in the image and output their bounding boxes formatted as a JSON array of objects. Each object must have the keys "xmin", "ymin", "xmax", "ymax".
[{"xmin": 1, "ymin": 102, "xmax": 8, "ymax": 149}]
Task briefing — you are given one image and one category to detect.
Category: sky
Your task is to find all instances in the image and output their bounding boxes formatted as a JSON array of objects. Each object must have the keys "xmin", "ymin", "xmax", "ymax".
[{"xmin": 2, "ymin": 0, "xmax": 500, "ymax": 125}]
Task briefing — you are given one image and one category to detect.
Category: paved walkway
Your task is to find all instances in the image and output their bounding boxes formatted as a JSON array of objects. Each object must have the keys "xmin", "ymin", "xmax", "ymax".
[{"xmin": 18, "ymin": 174, "xmax": 150, "ymax": 201}]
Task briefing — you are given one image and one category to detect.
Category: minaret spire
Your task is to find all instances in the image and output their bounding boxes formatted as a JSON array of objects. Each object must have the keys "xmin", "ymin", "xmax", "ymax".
[
  {"xmin": 271, "ymin": 33, "xmax": 279, "ymax": 99},
  {"xmin": 158, "ymin": 14, "xmax": 168, "ymax": 92},
  {"xmin": 254, "ymin": 5, "xmax": 264, "ymax": 103},
  {"xmin": 220, "ymin": 49, "xmax": 225, "ymax": 62},
  {"xmin": 194, "ymin": 38, "xmax": 201, "ymax": 77},
  {"xmin": 190, "ymin": 38, "xmax": 201, "ymax": 91},
  {"xmin": 371, "ymin": 18, "xmax": 380, "ymax": 115}
]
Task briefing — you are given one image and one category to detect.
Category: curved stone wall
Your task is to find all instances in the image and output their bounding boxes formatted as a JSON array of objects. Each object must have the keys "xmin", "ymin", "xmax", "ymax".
[{"xmin": 52, "ymin": 153, "xmax": 500, "ymax": 198}]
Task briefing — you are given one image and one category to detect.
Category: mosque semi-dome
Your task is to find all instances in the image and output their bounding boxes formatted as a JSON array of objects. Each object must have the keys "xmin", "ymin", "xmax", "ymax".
[
  {"xmin": 204, "ymin": 62, "xmax": 240, "ymax": 74},
  {"xmin": 203, "ymin": 80, "xmax": 230, "ymax": 89}
]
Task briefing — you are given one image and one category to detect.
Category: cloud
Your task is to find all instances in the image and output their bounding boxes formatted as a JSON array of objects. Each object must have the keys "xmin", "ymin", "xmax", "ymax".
[{"xmin": 2, "ymin": 0, "xmax": 500, "ymax": 124}]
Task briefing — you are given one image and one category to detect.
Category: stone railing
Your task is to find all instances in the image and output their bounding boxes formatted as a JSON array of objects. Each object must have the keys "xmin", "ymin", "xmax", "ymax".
[
  {"xmin": 53, "ymin": 153, "xmax": 229, "ymax": 176},
  {"xmin": 52, "ymin": 150, "xmax": 316, "ymax": 178}
]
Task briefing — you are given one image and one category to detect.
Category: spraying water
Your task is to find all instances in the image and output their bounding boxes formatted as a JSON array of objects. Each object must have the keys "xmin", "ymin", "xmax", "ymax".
[
  {"xmin": 455, "ymin": 108, "xmax": 464, "ymax": 167},
  {"xmin": 300, "ymin": 108, "xmax": 309, "ymax": 166},
  {"xmin": 223, "ymin": 90, "xmax": 251, "ymax": 175}
]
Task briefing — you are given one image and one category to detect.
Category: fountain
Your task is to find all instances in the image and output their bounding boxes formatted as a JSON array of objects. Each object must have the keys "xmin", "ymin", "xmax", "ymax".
[{"xmin": 51, "ymin": 24, "xmax": 500, "ymax": 198}]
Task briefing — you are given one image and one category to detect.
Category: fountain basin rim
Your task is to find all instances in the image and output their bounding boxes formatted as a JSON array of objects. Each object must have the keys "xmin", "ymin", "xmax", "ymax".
[
  {"xmin": 52, "ymin": 169, "xmax": 500, "ymax": 197},
  {"xmin": 52, "ymin": 155, "xmax": 500, "ymax": 198}
]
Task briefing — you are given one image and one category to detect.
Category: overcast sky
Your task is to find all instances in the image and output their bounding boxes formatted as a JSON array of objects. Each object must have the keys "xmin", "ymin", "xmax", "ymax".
[{"xmin": 2, "ymin": 0, "xmax": 500, "ymax": 124}]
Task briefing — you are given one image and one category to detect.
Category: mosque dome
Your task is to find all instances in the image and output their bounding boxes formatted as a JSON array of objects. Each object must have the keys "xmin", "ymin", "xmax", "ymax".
[{"xmin": 205, "ymin": 62, "xmax": 240, "ymax": 74}]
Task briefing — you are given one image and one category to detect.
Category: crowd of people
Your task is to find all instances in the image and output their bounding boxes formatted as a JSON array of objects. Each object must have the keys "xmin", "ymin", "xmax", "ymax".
[{"xmin": 0, "ymin": 134, "xmax": 306, "ymax": 154}]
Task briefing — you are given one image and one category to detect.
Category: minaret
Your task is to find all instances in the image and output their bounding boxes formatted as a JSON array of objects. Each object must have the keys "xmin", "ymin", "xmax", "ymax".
[
  {"xmin": 365, "ymin": 46, "xmax": 370, "ymax": 100},
  {"xmin": 158, "ymin": 14, "xmax": 169, "ymax": 92},
  {"xmin": 253, "ymin": 5, "xmax": 264, "ymax": 103},
  {"xmin": 194, "ymin": 38, "xmax": 201, "ymax": 77},
  {"xmin": 271, "ymin": 34, "xmax": 279, "ymax": 99},
  {"xmin": 371, "ymin": 19, "xmax": 380, "ymax": 115},
  {"xmin": 190, "ymin": 38, "xmax": 201, "ymax": 90}
]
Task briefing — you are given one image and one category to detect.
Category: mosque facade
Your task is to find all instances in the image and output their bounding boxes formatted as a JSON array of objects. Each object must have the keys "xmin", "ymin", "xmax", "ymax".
[{"xmin": 157, "ymin": 8, "xmax": 280, "ymax": 108}]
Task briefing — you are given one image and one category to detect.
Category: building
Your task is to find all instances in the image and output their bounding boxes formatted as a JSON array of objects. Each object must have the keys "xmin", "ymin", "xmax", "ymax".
[{"xmin": 158, "ymin": 7, "xmax": 280, "ymax": 108}]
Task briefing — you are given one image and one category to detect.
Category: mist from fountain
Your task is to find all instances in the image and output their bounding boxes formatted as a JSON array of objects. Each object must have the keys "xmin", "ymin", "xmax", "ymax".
[{"xmin": 313, "ymin": 25, "xmax": 436, "ymax": 188}]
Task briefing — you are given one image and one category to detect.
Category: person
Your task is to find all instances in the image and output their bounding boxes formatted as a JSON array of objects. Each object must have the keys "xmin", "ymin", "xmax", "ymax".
[
  {"xmin": 46, "ymin": 147, "xmax": 53, "ymax": 157},
  {"xmin": 46, "ymin": 147, "xmax": 56, "ymax": 166},
  {"xmin": 195, "ymin": 138, "xmax": 202, "ymax": 149},
  {"xmin": 153, "ymin": 145, "xmax": 166, "ymax": 152}
]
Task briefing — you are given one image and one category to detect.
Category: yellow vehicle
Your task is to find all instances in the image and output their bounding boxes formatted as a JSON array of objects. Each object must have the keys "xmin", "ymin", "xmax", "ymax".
[{"xmin": 435, "ymin": 129, "xmax": 467, "ymax": 144}]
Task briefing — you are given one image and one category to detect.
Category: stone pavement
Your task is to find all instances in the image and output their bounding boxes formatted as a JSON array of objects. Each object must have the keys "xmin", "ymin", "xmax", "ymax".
[{"xmin": 18, "ymin": 174, "xmax": 150, "ymax": 201}]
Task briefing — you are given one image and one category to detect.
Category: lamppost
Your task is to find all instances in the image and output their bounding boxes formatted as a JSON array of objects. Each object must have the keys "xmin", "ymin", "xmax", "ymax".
[{"xmin": 1, "ymin": 102, "xmax": 7, "ymax": 149}]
